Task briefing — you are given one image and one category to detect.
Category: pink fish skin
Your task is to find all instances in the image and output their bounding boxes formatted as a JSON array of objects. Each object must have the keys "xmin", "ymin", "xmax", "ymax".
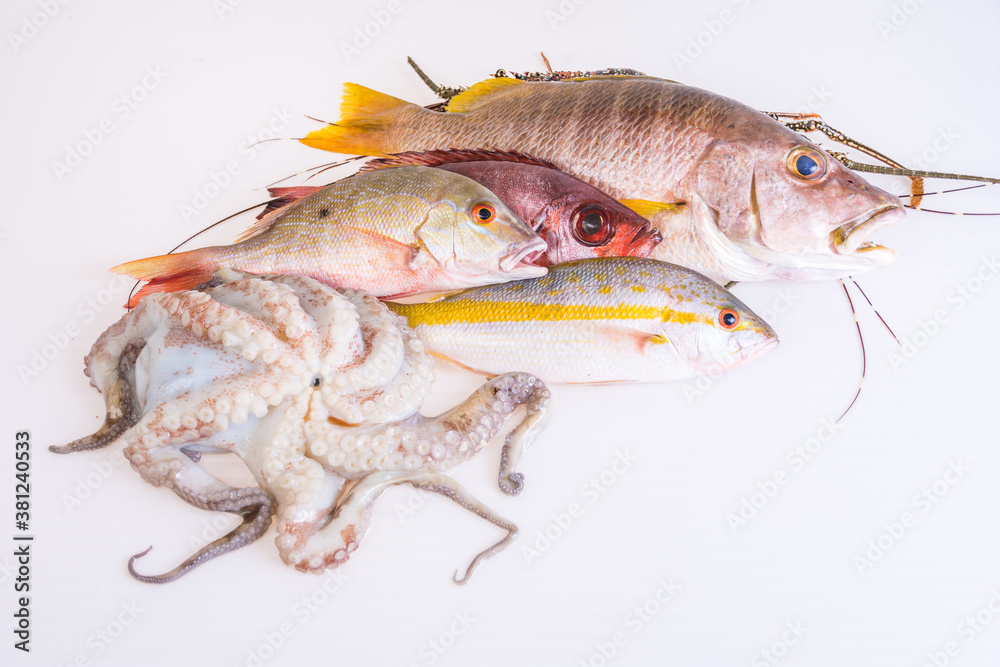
[
  {"xmin": 113, "ymin": 166, "xmax": 547, "ymax": 308},
  {"xmin": 362, "ymin": 150, "xmax": 662, "ymax": 266}
]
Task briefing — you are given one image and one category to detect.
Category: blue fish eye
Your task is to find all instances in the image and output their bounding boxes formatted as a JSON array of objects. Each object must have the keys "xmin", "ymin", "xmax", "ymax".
[
  {"xmin": 796, "ymin": 154, "xmax": 819, "ymax": 176},
  {"xmin": 787, "ymin": 148, "xmax": 826, "ymax": 181}
]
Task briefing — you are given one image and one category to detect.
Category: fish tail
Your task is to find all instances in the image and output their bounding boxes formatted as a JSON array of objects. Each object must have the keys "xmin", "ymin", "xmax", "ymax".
[
  {"xmin": 112, "ymin": 248, "xmax": 219, "ymax": 308},
  {"xmin": 300, "ymin": 83, "xmax": 413, "ymax": 156}
]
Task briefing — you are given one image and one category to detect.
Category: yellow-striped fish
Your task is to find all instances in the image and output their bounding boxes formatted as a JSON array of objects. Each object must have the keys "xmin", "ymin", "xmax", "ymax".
[{"xmin": 387, "ymin": 257, "xmax": 777, "ymax": 383}]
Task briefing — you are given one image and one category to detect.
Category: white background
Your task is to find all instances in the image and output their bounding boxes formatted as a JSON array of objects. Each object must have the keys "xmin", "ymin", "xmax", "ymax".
[{"xmin": 3, "ymin": 0, "xmax": 1000, "ymax": 665}]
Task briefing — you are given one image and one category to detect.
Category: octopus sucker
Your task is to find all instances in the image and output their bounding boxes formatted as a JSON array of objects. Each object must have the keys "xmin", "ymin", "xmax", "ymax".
[{"xmin": 55, "ymin": 271, "xmax": 551, "ymax": 583}]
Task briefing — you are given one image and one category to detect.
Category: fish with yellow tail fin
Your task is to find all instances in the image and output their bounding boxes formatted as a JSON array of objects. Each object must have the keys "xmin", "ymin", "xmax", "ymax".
[
  {"xmin": 113, "ymin": 166, "xmax": 547, "ymax": 308},
  {"xmin": 386, "ymin": 257, "xmax": 777, "ymax": 384},
  {"xmin": 301, "ymin": 77, "xmax": 903, "ymax": 285}
]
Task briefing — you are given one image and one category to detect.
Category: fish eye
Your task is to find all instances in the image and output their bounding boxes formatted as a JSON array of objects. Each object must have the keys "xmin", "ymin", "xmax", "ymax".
[
  {"xmin": 786, "ymin": 147, "xmax": 827, "ymax": 181},
  {"xmin": 310, "ymin": 375, "xmax": 323, "ymax": 388},
  {"xmin": 573, "ymin": 206, "xmax": 615, "ymax": 246},
  {"xmin": 718, "ymin": 308, "xmax": 740, "ymax": 330},
  {"xmin": 471, "ymin": 203, "xmax": 496, "ymax": 224}
]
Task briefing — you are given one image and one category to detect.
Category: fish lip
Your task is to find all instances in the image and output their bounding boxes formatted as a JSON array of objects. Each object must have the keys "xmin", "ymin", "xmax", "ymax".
[
  {"xmin": 831, "ymin": 205, "xmax": 905, "ymax": 255},
  {"xmin": 743, "ymin": 336, "xmax": 779, "ymax": 363},
  {"xmin": 500, "ymin": 239, "xmax": 548, "ymax": 273},
  {"xmin": 626, "ymin": 223, "xmax": 663, "ymax": 256}
]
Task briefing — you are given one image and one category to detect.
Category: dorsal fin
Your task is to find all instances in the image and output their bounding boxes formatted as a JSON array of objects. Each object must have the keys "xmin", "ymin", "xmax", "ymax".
[
  {"xmin": 360, "ymin": 149, "xmax": 558, "ymax": 173},
  {"xmin": 232, "ymin": 186, "xmax": 324, "ymax": 243},
  {"xmin": 254, "ymin": 186, "xmax": 324, "ymax": 221},
  {"xmin": 446, "ymin": 77, "xmax": 524, "ymax": 114},
  {"xmin": 565, "ymin": 75, "xmax": 676, "ymax": 84}
]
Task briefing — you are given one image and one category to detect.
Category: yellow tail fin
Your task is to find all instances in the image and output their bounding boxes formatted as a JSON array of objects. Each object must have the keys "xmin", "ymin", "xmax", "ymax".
[{"xmin": 300, "ymin": 83, "xmax": 412, "ymax": 155}]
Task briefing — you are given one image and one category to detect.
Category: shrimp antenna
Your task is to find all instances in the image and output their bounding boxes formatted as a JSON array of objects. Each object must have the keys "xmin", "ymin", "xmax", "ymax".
[
  {"xmin": 836, "ymin": 279, "xmax": 865, "ymax": 423},
  {"xmin": 897, "ymin": 183, "xmax": 987, "ymax": 198},
  {"xmin": 407, "ymin": 57, "xmax": 466, "ymax": 101},
  {"xmin": 850, "ymin": 279, "xmax": 900, "ymax": 345},
  {"xmin": 837, "ymin": 158, "xmax": 1000, "ymax": 185},
  {"xmin": 266, "ymin": 155, "xmax": 368, "ymax": 188},
  {"xmin": 540, "ymin": 52, "xmax": 554, "ymax": 73}
]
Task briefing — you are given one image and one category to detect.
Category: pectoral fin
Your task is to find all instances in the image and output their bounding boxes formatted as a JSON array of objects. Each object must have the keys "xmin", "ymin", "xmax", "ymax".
[{"xmin": 618, "ymin": 199, "xmax": 686, "ymax": 219}]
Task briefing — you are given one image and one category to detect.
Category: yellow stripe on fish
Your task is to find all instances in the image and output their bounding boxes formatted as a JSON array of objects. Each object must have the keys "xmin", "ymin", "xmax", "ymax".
[
  {"xmin": 388, "ymin": 257, "xmax": 778, "ymax": 384},
  {"xmin": 396, "ymin": 299, "xmax": 705, "ymax": 327}
]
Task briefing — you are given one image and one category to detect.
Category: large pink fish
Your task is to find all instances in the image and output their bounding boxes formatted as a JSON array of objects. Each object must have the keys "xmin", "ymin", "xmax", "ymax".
[{"xmin": 301, "ymin": 76, "xmax": 905, "ymax": 284}]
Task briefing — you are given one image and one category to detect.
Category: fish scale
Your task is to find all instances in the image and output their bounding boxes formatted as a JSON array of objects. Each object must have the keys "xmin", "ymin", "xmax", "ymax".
[{"xmin": 387, "ymin": 257, "xmax": 778, "ymax": 384}]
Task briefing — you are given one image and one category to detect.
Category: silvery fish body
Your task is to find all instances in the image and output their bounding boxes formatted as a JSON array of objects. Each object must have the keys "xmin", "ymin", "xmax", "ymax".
[{"xmin": 388, "ymin": 257, "xmax": 778, "ymax": 383}]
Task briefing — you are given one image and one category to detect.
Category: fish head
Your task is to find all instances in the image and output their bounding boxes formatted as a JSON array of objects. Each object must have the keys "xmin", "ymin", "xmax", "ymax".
[
  {"xmin": 534, "ymin": 195, "xmax": 663, "ymax": 266},
  {"xmin": 416, "ymin": 184, "xmax": 547, "ymax": 287},
  {"xmin": 657, "ymin": 268, "xmax": 778, "ymax": 375},
  {"xmin": 692, "ymin": 119, "xmax": 905, "ymax": 280}
]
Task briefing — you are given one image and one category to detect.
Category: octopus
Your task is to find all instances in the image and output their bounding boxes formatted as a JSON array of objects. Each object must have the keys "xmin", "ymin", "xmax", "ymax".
[{"xmin": 51, "ymin": 269, "xmax": 551, "ymax": 584}]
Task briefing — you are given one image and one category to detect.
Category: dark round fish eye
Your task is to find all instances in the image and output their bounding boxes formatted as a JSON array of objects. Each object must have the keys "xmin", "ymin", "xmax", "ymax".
[
  {"xmin": 786, "ymin": 147, "xmax": 827, "ymax": 181},
  {"xmin": 472, "ymin": 203, "xmax": 496, "ymax": 224},
  {"xmin": 719, "ymin": 308, "xmax": 739, "ymax": 330},
  {"xmin": 796, "ymin": 154, "xmax": 819, "ymax": 176},
  {"xmin": 573, "ymin": 206, "xmax": 615, "ymax": 246},
  {"xmin": 310, "ymin": 375, "xmax": 322, "ymax": 388}
]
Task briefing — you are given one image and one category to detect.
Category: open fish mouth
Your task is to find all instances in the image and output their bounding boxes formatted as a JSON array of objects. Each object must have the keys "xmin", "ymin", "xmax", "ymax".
[
  {"xmin": 831, "ymin": 205, "xmax": 905, "ymax": 256},
  {"xmin": 626, "ymin": 224, "xmax": 664, "ymax": 256},
  {"xmin": 500, "ymin": 239, "xmax": 548, "ymax": 274}
]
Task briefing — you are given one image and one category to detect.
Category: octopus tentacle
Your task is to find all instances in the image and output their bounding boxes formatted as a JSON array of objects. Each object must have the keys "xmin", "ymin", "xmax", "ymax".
[
  {"xmin": 494, "ymin": 374, "xmax": 551, "ymax": 495},
  {"xmin": 407, "ymin": 471, "xmax": 518, "ymax": 585},
  {"xmin": 304, "ymin": 374, "xmax": 551, "ymax": 485},
  {"xmin": 276, "ymin": 470, "xmax": 410, "ymax": 572},
  {"xmin": 128, "ymin": 486, "xmax": 275, "ymax": 583},
  {"xmin": 316, "ymin": 289, "xmax": 433, "ymax": 425},
  {"xmin": 51, "ymin": 341, "xmax": 145, "ymax": 454}
]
